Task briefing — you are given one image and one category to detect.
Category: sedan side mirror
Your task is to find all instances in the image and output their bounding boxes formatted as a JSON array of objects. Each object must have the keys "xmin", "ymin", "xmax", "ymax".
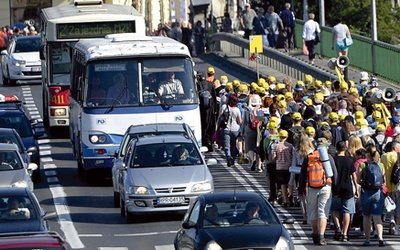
[
  {"xmin": 206, "ymin": 158, "xmax": 217, "ymax": 166},
  {"xmin": 43, "ymin": 212, "xmax": 57, "ymax": 220},
  {"xmin": 182, "ymin": 221, "xmax": 197, "ymax": 229},
  {"xmin": 27, "ymin": 163, "xmax": 38, "ymax": 171}
]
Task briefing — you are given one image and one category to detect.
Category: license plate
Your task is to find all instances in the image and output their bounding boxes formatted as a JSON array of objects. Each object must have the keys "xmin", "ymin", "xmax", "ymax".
[
  {"xmin": 157, "ymin": 196, "xmax": 185, "ymax": 204},
  {"xmin": 31, "ymin": 67, "xmax": 41, "ymax": 72}
]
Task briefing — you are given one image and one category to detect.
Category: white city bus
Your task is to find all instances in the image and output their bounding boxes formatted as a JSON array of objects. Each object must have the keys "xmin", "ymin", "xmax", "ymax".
[
  {"xmin": 39, "ymin": 0, "xmax": 145, "ymax": 129},
  {"xmin": 70, "ymin": 34, "xmax": 201, "ymax": 175}
]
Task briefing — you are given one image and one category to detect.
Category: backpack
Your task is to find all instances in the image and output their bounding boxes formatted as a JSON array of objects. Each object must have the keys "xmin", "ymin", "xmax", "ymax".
[
  {"xmin": 199, "ymin": 90, "xmax": 212, "ymax": 108},
  {"xmin": 361, "ymin": 162, "xmax": 383, "ymax": 190},
  {"xmin": 218, "ymin": 106, "xmax": 230, "ymax": 129},
  {"xmin": 307, "ymin": 150, "xmax": 327, "ymax": 188},
  {"xmin": 331, "ymin": 126, "xmax": 342, "ymax": 148},
  {"xmin": 390, "ymin": 153, "xmax": 400, "ymax": 184},
  {"xmin": 289, "ymin": 126, "xmax": 305, "ymax": 149},
  {"xmin": 266, "ymin": 137, "xmax": 279, "ymax": 164},
  {"xmin": 372, "ymin": 135, "xmax": 388, "ymax": 156}
]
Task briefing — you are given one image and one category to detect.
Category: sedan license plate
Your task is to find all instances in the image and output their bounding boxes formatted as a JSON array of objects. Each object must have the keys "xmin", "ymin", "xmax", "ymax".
[
  {"xmin": 157, "ymin": 196, "xmax": 185, "ymax": 204},
  {"xmin": 31, "ymin": 67, "xmax": 41, "ymax": 72}
]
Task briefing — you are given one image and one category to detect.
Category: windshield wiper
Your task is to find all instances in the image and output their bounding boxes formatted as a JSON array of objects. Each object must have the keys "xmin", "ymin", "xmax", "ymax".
[
  {"xmin": 105, "ymin": 86, "xmax": 128, "ymax": 114},
  {"xmin": 149, "ymin": 89, "xmax": 172, "ymax": 108}
]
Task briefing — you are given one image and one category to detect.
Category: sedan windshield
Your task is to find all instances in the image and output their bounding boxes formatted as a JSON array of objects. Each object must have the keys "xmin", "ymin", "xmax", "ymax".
[
  {"xmin": 202, "ymin": 200, "xmax": 280, "ymax": 228},
  {"xmin": 0, "ymin": 150, "xmax": 23, "ymax": 171},
  {"xmin": 131, "ymin": 142, "xmax": 203, "ymax": 168}
]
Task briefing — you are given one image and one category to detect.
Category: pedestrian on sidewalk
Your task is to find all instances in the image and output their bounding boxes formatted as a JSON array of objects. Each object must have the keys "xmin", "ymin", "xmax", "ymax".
[
  {"xmin": 240, "ymin": 3, "xmax": 256, "ymax": 39},
  {"xmin": 302, "ymin": 13, "xmax": 320, "ymax": 65},
  {"xmin": 265, "ymin": 5, "xmax": 284, "ymax": 48},
  {"xmin": 279, "ymin": 3, "xmax": 296, "ymax": 52},
  {"xmin": 331, "ymin": 17, "xmax": 351, "ymax": 57}
]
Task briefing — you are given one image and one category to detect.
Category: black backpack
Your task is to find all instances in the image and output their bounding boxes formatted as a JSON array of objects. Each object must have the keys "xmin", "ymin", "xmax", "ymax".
[
  {"xmin": 372, "ymin": 135, "xmax": 389, "ymax": 155},
  {"xmin": 362, "ymin": 162, "xmax": 384, "ymax": 190},
  {"xmin": 218, "ymin": 106, "xmax": 230, "ymax": 129},
  {"xmin": 390, "ymin": 152, "xmax": 400, "ymax": 184}
]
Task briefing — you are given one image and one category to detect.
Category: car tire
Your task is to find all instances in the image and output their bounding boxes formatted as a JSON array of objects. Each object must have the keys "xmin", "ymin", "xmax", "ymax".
[
  {"xmin": 2, "ymin": 73, "xmax": 8, "ymax": 86},
  {"xmin": 126, "ymin": 210, "xmax": 135, "ymax": 224},
  {"xmin": 7, "ymin": 68, "xmax": 16, "ymax": 86},
  {"xmin": 114, "ymin": 192, "xmax": 120, "ymax": 208},
  {"xmin": 120, "ymin": 198, "xmax": 125, "ymax": 217},
  {"xmin": 77, "ymin": 151, "xmax": 84, "ymax": 176}
]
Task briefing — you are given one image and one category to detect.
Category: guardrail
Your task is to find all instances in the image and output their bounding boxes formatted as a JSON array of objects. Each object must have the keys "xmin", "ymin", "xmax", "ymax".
[{"xmin": 210, "ymin": 32, "xmax": 336, "ymax": 82}]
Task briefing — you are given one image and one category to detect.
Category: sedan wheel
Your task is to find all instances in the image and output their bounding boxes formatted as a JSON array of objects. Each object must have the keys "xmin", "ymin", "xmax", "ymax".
[
  {"xmin": 125, "ymin": 203, "xmax": 135, "ymax": 223},
  {"xmin": 120, "ymin": 198, "xmax": 125, "ymax": 217},
  {"xmin": 114, "ymin": 192, "xmax": 120, "ymax": 208}
]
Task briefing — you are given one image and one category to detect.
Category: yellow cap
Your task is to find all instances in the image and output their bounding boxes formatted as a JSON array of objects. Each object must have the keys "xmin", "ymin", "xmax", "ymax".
[
  {"xmin": 268, "ymin": 123, "xmax": 278, "ymax": 130},
  {"xmin": 262, "ymin": 82, "xmax": 269, "ymax": 90},
  {"xmin": 251, "ymin": 82, "xmax": 258, "ymax": 90},
  {"xmin": 297, "ymin": 80, "xmax": 305, "ymax": 86},
  {"xmin": 269, "ymin": 116, "xmax": 279, "ymax": 124},
  {"xmin": 258, "ymin": 78, "xmax": 266, "ymax": 86},
  {"xmin": 304, "ymin": 98, "xmax": 313, "ymax": 106},
  {"xmin": 329, "ymin": 112, "xmax": 339, "ymax": 121},
  {"xmin": 256, "ymin": 86, "xmax": 265, "ymax": 94},
  {"xmin": 277, "ymin": 94, "xmax": 285, "ymax": 102},
  {"xmin": 276, "ymin": 83, "xmax": 285, "ymax": 91},
  {"xmin": 349, "ymin": 87, "xmax": 358, "ymax": 95},
  {"xmin": 376, "ymin": 124, "xmax": 386, "ymax": 131},
  {"xmin": 207, "ymin": 67, "xmax": 215, "ymax": 74},
  {"xmin": 239, "ymin": 84, "xmax": 248, "ymax": 92},
  {"xmin": 232, "ymin": 79, "xmax": 241, "ymax": 87},
  {"xmin": 325, "ymin": 80, "xmax": 332, "ymax": 86},
  {"xmin": 305, "ymin": 74, "xmax": 313, "ymax": 83},
  {"xmin": 226, "ymin": 82, "xmax": 233, "ymax": 90},
  {"xmin": 340, "ymin": 114, "xmax": 347, "ymax": 121},
  {"xmin": 220, "ymin": 75, "xmax": 228, "ymax": 81},
  {"xmin": 354, "ymin": 111, "xmax": 364, "ymax": 120},
  {"xmin": 340, "ymin": 81, "xmax": 349, "ymax": 90},
  {"xmin": 307, "ymin": 83, "xmax": 316, "ymax": 90},
  {"xmin": 285, "ymin": 92, "xmax": 294, "ymax": 100},
  {"xmin": 278, "ymin": 100, "xmax": 287, "ymax": 108},
  {"xmin": 372, "ymin": 111, "xmax": 381, "ymax": 120},
  {"xmin": 306, "ymin": 126, "xmax": 316, "ymax": 135},
  {"xmin": 349, "ymin": 80, "xmax": 355, "ymax": 87},
  {"xmin": 314, "ymin": 80, "xmax": 323, "ymax": 88},
  {"xmin": 268, "ymin": 76, "xmax": 276, "ymax": 83},
  {"xmin": 357, "ymin": 119, "xmax": 368, "ymax": 128},
  {"xmin": 279, "ymin": 129, "xmax": 289, "ymax": 138},
  {"xmin": 320, "ymin": 121, "xmax": 330, "ymax": 127},
  {"xmin": 292, "ymin": 112, "xmax": 302, "ymax": 121},
  {"xmin": 314, "ymin": 92, "xmax": 324, "ymax": 102}
]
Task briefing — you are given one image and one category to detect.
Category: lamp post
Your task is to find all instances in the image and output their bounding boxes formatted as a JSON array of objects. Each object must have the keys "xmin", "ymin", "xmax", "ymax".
[{"xmin": 371, "ymin": 0, "xmax": 377, "ymax": 74}]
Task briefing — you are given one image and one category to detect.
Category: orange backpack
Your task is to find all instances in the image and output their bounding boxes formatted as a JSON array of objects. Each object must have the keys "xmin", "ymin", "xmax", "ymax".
[{"xmin": 307, "ymin": 150, "xmax": 332, "ymax": 188}]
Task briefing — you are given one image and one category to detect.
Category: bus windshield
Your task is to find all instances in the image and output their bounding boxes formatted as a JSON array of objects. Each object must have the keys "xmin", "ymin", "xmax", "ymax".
[
  {"xmin": 85, "ymin": 57, "xmax": 197, "ymax": 108},
  {"xmin": 49, "ymin": 42, "xmax": 75, "ymax": 86}
]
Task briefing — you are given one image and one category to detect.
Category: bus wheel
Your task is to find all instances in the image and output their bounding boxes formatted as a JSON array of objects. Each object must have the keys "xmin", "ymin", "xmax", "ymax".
[{"xmin": 77, "ymin": 152, "xmax": 84, "ymax": 175}]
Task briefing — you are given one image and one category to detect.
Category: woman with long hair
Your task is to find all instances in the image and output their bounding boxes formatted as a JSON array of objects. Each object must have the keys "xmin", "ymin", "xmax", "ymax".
[
  {"xmin": 219, "ymin": 93, "xmax": 242, "ymax": 166},
  {"xmin": 347, "ymin": 135, "xmax": 363, "ymax": 157},
  {"xmin": 357, "ymin": 145, "xmax": 385, "ymax": 247}
]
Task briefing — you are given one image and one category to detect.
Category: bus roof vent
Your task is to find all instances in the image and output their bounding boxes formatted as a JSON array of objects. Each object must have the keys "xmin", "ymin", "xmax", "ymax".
[
  {"xmin": 74, "ymin": 0, "xmax": 102, "ymax": 6},
  {"xmin": 105, "ymin": 33, "xmax": 153, "ymax": 42}
]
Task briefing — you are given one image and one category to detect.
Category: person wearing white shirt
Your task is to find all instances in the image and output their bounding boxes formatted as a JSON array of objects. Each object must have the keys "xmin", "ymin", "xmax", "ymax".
[{"xmin": 302, "ymin": 13, "xmax": 320, "ymax": 65}]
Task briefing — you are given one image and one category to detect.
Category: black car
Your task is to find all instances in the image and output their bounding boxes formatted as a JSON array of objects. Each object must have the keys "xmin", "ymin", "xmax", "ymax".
[
  {"xmin": 0, "ymin": 187, "xmax": 56, "ymax": 233},
  {"xmin": 174, "ymin": 192, "xmax": 294, "ymax": 250},
  {"xmin": 0, "ymin": 127, "xmax": 33, "ymax": 165},
  {"xmin": 0, "ymin": 95, "xmax": 44, "ymax": 182}
]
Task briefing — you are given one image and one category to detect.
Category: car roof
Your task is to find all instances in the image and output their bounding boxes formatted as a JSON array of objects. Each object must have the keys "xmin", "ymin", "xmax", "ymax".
[
  {"xmin": 12, "ymin": 35, "xmax": 40, "ymax": 41},
  {"xmin": 201, "ymin": 192, "xmax": 265, "ymax": 203},
  {"xmin": 134, "ymin": 133, "xmax": 193, "ymax": 146},
  {"xmin": 0, "ymin": 143, "xmax": 19, "ymax": 151},
  {"xmin": 0, "ymin": 187, "xmax": 30, "ymax": 196},
  {"xmin": 126, "ymin": 123, "xmax": 191, "ymax": 135}
]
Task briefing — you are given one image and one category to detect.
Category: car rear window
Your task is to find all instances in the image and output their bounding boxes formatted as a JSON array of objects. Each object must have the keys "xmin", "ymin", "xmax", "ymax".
[
  {"xmin": 0, "ymin": 115, "xmax": 32, "ymax": 137},
  {"xmin": 14, "ymin": 38, "xmax": 40, "ymax": 53}
]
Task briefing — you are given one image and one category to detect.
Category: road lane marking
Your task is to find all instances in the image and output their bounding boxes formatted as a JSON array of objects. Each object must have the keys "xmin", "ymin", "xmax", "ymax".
[
  {"xmin": 79, "ymin": 234, "xmax": 103, "ymax": 237},
  {"xmin": 114, "ymin": 231, "xmax": 177, "ymax": 237},
  {"xmin": 41, "ymin": 157, "xmax": 53, "ymax": 162},
  {"xmin": 47, "ymin": 177, "xmax": 59, "ymax": 183},
  {"xmin": 44, "ymin": 170, "xmax": 57, "ymax": 176},
  {"xmin": 98, "ymin": 248, "xmax": 128, "ymax": 250},
  {"xmin": 43, "ymin": 163, "xmax": 57, "ymax": 169},
  {"xmin": 155, "ymin": 245, "xmax": 174, "ymax": 250},
  {"xmin": 40, "ymin": 150, "xmax": 52, "ymax": 156},
  {"xmin": 49, "ymin": 184, "xmax": 84, "ymax": 249}
]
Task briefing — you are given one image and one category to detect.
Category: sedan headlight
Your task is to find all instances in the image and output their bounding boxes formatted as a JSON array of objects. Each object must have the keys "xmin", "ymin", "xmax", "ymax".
[
  {"xmin": 129, "ymin": 186, "xmax": 149, "ymax": 195},
  {"xmin": 275, "ymin": 236, "xmax": 291, "ymax": 250},
  {"xmin": 205, "ymin": 240, "xmax": 222, "ymax": 250},
  {"xmin": 191, "ymin": 181, "xmax": 212, "ymax": 192},
  {"xmin": 12, "ymin": 58, "xmax": 26, "ymax": 66},
  {"xmin": 11, "ymin": 180, "xmax": 28, "ymax": 188}
]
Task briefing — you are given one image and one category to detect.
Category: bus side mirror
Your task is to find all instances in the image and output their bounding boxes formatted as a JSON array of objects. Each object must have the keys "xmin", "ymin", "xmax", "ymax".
[{"xmin": 40, "ymin": 45, "xmax": 45, "ymax": 60}]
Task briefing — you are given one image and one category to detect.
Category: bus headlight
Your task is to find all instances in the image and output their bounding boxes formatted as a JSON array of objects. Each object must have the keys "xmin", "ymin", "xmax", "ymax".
[
  {"xmin": 50, "ymin": 108, "xmax": 66, "ymax": 116},
  {"xmin": 89, "ymin": 134, "xmax": 109, "ymax": 144}
]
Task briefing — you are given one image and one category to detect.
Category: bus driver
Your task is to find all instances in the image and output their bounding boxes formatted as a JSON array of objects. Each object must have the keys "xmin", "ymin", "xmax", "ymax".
[{"xmin": 158, "ymin": 72, "xmax": 184, "ymax": 99}]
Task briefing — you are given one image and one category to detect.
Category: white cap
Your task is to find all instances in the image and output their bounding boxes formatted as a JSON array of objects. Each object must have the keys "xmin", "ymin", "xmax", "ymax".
[
  {"xmin": 245, "ymin": 3, "xmax": 250, "ymax": 7},
  {"xmin": 360, "ymin": 71, "xmax": 369, "ymax": 81},
  {"xmin": 251, "ymin": 95, "xmax": 262, "ymax": 106}
]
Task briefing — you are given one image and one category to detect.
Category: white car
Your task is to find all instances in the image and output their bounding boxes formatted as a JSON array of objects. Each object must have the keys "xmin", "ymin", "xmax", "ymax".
[
  {"xmin": 1, "ymin": 35, "xmax": 41, "ymax": 85},
  {"xmin": 0, "ymin": 143, "xmax": 37, "ymax": 191}
]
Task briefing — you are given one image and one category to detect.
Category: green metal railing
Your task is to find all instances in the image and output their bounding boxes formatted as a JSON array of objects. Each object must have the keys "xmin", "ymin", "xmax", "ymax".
[{"xmin": 295, "ymin": 21, "xmax": 400, "ymax": 83}]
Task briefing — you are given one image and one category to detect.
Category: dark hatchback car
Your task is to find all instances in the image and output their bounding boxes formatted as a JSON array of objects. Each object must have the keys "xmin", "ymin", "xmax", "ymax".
[
  {"xmin": 0, "ymin": 95, "xmax": 44, "ymax": 182},
  {"xmin": 0, "ymin": 231, "xmax": 67, "ymax": 250},
  {"xmin": 0, "ymin": 187, "xmax": 56, "ymax": 234},
  {"xmin": 174, "ymin": 192, "xmax": 294, "ymax": 250}
]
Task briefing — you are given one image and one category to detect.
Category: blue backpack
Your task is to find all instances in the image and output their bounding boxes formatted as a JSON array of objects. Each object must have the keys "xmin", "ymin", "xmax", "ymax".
[{"xmin": 362, "ymin": 162, "xmax": 383, "ymax": 190}]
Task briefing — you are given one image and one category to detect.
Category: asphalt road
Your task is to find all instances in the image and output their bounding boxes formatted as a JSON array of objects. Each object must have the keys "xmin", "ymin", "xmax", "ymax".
[{"xmin": 1, "ymin": 55, "xmax": 399, "ymax": 250}]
